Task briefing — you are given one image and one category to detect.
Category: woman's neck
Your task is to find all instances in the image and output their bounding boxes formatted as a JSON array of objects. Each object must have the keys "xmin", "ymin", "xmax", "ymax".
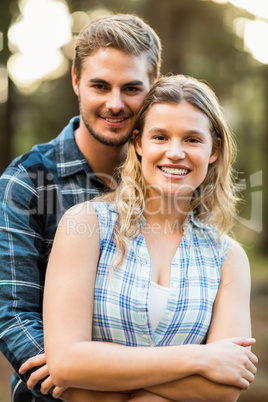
[
  {"xmin": 146, "ymin": 193, "xmax": 190, "ymax": 217},
  {"xmin": 144, "ymin": 197, "xmax": 190, "ymax": 235}
]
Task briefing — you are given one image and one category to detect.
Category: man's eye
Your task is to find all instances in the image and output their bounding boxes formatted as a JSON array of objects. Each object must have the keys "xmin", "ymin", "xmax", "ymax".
[
  {"xmin": 125, "ymin": 87, "xmax": 140, "ymax": 93},
  {"xmin": 93, "ymin": 84, "xmax": 107, "ymax": 90}
]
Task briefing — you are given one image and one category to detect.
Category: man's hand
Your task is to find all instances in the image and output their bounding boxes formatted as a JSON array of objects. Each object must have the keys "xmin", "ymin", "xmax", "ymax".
[
  {"xmin": 19, "ymin": 353, "xmax": 64, "ymax": 396},
  {"xmin": 20, "ymin": 354, "xmax": 132, "ymax": 401}
]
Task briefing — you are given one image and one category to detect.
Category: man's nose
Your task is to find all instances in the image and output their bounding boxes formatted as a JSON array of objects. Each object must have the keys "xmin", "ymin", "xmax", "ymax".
[{"xmin": 106, "ymin": 90, "xmax": 124, "ymax": 113}]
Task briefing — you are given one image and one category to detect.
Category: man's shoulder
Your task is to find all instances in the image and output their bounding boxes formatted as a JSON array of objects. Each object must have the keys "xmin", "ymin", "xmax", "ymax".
[
  {"xmin": 1, "ymin": 141, "xmax": 58, "ymax": 186},
  {"xmin": 2, "ymin": 117, "xmax": 79, "ymax": 176},
  {"xmin": 11, "ymin": 141, "xmax": 56, "ymax": 168}
]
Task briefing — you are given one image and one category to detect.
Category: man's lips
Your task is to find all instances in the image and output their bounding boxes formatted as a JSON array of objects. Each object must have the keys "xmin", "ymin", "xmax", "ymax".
[
  {"xmin": 103, "ymin": 117, "xmax": 128, "ymax": 123},
  {"xmin": 99, "ymin": 114, "xmax": 132, "ymax": 125}
]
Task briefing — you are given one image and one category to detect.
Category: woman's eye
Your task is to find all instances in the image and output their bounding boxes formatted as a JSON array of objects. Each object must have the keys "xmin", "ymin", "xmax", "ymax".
[
  {"xmin": 154, "ymin": 135, "xmax": 166, "ymax": 141},
  {"xmin": 187, "ymin": 137, "xmax": 201, "ymax": 143}
]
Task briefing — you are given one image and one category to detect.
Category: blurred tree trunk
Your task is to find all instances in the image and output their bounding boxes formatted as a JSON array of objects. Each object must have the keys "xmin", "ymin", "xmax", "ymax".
[
  {"xmin": 261, "ymin": 67, "xmax": 268, "ymax": 254},
  {"xmin": 0, "ymin": 1, "xmax": 13, "ymax": 172},
  {"xmin": 143, "ymin": 0, "xmax": 184, "ymax": 74}
]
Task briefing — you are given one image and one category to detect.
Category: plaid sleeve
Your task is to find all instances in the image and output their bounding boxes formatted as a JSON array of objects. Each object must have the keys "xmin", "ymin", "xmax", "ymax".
[{"xmin": 0, "ymin": 164, "xmax": 54, "ymax": 399}]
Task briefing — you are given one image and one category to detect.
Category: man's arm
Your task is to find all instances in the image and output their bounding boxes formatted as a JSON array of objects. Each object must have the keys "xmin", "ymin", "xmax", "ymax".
[{"xmin": 0, "ymin": 165, "xmax": 57, "ymax": 400}]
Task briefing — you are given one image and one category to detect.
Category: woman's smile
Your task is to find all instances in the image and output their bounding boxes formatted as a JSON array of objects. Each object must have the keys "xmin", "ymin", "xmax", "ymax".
[{"xmin": 158, "ymin": 165, "xmax": 191, "ymax": 178}]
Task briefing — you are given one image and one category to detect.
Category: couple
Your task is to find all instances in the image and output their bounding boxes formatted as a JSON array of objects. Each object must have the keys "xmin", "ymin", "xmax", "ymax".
[{"xmin": 0, "ymin": 14, "xmax": 257, "ymax": 402}]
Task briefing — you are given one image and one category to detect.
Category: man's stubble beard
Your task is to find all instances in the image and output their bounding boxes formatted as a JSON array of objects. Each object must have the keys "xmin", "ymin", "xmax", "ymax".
[{"xmin": 80, "ymin": 104, "xmax": 132, "ymax": 148}]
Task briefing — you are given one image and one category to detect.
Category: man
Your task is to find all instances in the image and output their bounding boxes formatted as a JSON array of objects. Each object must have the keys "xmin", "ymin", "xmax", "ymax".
[{"xmin": 0, "ymin": 14, "xmax": 161, "ymax": 401}]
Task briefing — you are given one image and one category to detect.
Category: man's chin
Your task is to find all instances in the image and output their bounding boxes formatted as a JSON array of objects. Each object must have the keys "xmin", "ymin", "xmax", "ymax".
[{"xmin": 93, "ymin": 132, "xmax": 131, "ymax": 147}]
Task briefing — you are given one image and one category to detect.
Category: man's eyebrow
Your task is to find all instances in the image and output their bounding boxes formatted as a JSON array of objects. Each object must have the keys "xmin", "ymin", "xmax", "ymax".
[
  {"xmin": 89, "ymin": 78, "xmax": 109, "ymax": 84},
  {"xmin": 123, "ymin": 80, "xmax": 145, "ymax": 86},
  {"xmin": 88, "ymin": 78, "xmax": 145, "ymax": 86}
]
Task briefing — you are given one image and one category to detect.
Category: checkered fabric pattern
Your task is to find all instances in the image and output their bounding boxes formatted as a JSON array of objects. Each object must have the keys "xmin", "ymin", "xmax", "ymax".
[
  {"xmin": 0, "ymin": 116, "xmax": 108, "ymax": 400},
  {"xmin": 91, "ymin": 201, "xmax": 229, "ymax": 347}
]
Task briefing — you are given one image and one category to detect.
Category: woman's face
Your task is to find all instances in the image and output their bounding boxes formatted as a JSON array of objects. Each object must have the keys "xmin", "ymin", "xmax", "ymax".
[{"xmin": 135, "ymin": 100, "xmax": 218, "ymax": 204}]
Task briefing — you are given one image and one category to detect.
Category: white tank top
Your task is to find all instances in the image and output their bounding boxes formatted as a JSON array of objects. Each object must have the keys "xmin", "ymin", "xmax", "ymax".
[{"xmin": 148, "ymin": 281, "xmax": 170, "ymax": 332}]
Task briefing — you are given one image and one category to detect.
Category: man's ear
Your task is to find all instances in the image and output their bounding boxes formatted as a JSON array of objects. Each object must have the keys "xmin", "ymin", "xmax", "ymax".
[
  {"xmin": 72, "ymin": 67, "xmax": 79, "ymax": 96},
  {"xmin": 133, "ymin": 130, "xmax": 142, "ymax": 157}
]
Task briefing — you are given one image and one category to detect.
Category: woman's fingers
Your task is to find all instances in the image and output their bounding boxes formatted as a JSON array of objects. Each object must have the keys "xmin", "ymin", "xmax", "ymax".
[
  {"xmin": 233, "ymin": 355, "xmax": 257, "ymax": 390},
  {"xmin": 204, "ymin": 337, "xmax": 258, "ymax": 388},
  {"xmin": 248, "ymin": 349, "xmax": 259, "ymax": 366},
  {"xmin": 243, "ymin": 357, "xmax": 258, "ymax": 384},
  {"xmin": 243, "ymin": 368, "xmax": 255, "ymax": 386},
  {"xmin": 246, "ymin": 358, "xmax": 258, "ymax": 376},
  {"xmin": 231, "ymin": 337, "xmax": 256, "ymax": 348}
]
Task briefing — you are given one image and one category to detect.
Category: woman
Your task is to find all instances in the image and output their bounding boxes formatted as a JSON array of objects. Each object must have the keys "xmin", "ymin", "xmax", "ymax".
[{"xmin": 21, "ymin": 75, "xmax": 258, "ymax": 401}]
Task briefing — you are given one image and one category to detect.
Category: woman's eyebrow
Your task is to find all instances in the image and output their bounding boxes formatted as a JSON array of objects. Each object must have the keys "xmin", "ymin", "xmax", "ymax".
[{"xmin": 147, "ymin": 127, "xmax": 168, "ymax": 134}]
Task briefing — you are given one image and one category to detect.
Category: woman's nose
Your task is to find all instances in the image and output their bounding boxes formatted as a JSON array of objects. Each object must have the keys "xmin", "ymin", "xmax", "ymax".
[{"xmin": 166, "ymin": 141, "xmax": 186, "ymax": 160}]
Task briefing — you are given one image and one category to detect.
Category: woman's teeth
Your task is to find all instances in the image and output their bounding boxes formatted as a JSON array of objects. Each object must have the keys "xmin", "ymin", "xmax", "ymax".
[{"xmin": 160, "ymin": 167, "xmax": 189, "ymax": 175}]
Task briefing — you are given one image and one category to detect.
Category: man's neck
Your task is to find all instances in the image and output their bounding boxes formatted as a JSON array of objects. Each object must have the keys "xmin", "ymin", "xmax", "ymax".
[{"xmin": 74, "ymin": 124, "xmax": 128, "ymax": 189}]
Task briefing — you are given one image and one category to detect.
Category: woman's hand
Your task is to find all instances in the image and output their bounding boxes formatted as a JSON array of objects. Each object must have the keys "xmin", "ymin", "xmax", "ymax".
[{"xmin": 201, "ymin": 337, "xmax": 258, "ymax": 389}]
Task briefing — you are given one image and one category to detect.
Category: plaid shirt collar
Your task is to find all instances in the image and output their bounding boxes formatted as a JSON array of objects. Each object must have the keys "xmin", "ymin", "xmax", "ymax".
[{"xmin": 55, "ymin": 116, "xmax": 94, "ymax": 178}]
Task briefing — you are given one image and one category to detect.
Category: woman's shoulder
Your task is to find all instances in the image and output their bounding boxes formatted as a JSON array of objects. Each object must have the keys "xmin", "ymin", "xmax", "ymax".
[
  {"xmin": 62, "ymin": 201, "xmax": 98, "ymax": 223},
  {"xmin": 191, "ymin": 217, "xmax": 229, "ymax": 246},
  {"xmin": 190, "ymin": 217, "xmax": 230, "ymax": 265},
  {"xmin": 220, "ymin": 237, "xmax": 250, "ymax": 287},
  {"xmin": 225, "ymin": 236, "xmax": 249, "ymax": 265},
  {"xmin": 53, "ymin": 202, "xmax": 100, "ymax": 254},
  {"xmin": 89, "ymin": 200, "xmax": 117, "ymax": 212},
  {"xmin": 59, "ymin": 201, "xmax": 118, "ymax": 237},
  {"xmin": 56, "ymin": 202, "xmax": 100, "ymax": 240},
  {"xmin": 63, "ymin": 200, "xmax": 117, "ymax": 219}
]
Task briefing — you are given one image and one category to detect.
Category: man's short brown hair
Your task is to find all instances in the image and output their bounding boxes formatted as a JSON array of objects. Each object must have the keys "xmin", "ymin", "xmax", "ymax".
[{"xmin": 73, "ymin": 14, "xmax": 162, "ymax": 84}]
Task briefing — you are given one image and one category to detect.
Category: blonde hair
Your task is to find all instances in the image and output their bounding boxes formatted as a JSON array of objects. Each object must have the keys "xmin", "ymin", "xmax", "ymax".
[
  {"xmin": 101, "ymin": 74, "xmax": 238, "ymax": 266},
  {"xmin": 73, "ymin": 14, "xmax": 162, "ymax": 84}
]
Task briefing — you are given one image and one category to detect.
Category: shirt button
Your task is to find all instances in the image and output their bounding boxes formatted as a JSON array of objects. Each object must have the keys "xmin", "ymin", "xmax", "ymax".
[{"xmin": 172, "ymin": 283, "xmax": 179, "ymax": 288}]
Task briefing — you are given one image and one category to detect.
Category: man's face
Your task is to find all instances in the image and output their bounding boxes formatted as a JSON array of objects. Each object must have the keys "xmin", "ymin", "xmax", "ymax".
[{"xmin": 72, "ymin": 47, "xmax": 151, "ymax": 147}]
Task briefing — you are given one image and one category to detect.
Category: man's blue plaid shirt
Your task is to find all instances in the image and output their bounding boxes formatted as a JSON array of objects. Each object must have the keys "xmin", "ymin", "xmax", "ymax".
[{"xmin": 0, "ymin": 116, "xmax": 108, "ymax": 399}]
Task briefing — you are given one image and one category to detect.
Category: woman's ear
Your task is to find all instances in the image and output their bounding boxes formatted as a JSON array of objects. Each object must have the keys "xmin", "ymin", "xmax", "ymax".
[
  {"xmin": 133, "ymin": 130, "xmax": 142, "ymax": 157},
  {"xmin": 209, "ymin": 151, "xmax": 218, "ymax": 164},
  {"xmin": 209, "ymin": 137, "xmax": 221, "ymax": 164}
]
